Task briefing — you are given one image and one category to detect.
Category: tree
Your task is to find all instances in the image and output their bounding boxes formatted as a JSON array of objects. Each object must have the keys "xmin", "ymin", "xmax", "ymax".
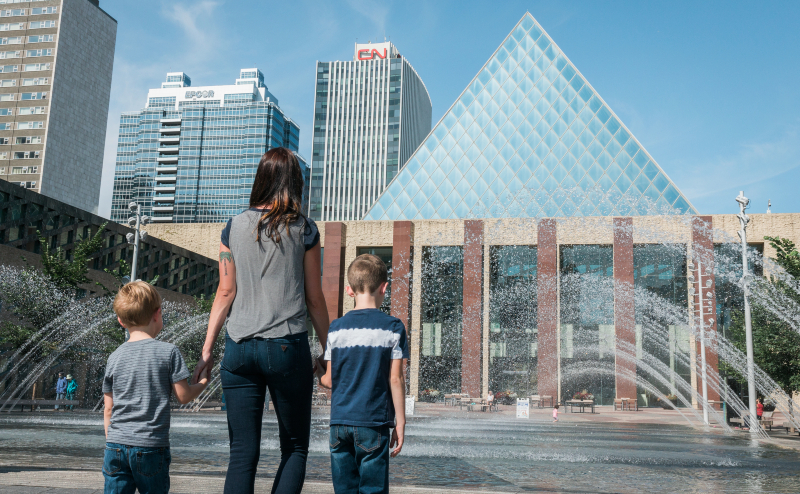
[{"xmin": 36, "ymin": 224, "xmax": 106, "ymax": 293}]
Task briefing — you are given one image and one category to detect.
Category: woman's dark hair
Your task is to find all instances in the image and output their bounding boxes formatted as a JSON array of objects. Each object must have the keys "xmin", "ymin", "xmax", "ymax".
[{"xmin": 249, "ymin": 147, "xmax": 305, "ymax": 243}]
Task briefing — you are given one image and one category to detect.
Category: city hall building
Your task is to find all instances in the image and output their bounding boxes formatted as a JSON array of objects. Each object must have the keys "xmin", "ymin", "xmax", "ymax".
[
  {"xmin": 308, "ymin": 42, "xmax": 431, "ymax": 222},
  {"xmin": 143, "ymin": 13, "xmax": 800, "ymax": 407},
  {"xmin": 110, "ymin": 68, "xmax": 305, "ymax": 224}
]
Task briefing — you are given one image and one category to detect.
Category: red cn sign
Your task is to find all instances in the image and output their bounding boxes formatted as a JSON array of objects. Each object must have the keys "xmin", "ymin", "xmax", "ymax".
[{"xmin": 357, "ymin": 48, "xmax": 387, "ymax": 60}]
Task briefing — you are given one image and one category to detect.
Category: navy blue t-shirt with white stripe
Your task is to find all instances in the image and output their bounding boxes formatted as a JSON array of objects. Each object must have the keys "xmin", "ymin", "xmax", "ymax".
[{"xmin": 325, "ymin": 308, "xmax": 409, "ymax": 428}]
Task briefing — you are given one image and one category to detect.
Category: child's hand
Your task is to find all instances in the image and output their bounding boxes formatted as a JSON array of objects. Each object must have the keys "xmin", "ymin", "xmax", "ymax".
[
  {"xmin": 198, "ymin": 365, "xmax": 210, "ymax": 385},
  {"xmin": 390, "ymin": 424, "xmax": 404, "ymax": 457}
]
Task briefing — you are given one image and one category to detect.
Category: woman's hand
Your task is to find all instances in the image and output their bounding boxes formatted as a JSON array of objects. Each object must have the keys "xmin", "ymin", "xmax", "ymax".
[{"xmin": 192, "ymin": 348, "xmax": 214, "ymax": 384}]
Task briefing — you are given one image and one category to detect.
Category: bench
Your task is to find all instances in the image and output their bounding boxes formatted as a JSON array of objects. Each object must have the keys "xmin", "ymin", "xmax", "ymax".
[
  {"xmin": 2, "ymin": 399, "xmax": 80, "ymax": 411},
  {"xmin": 565, "ymin": 399, "xmax": 595, "ymax": 413},
  {"xmin": 614, "ymin": 397, "xmax": 638, "ymax": 411},
  {"xmin": 731, "ymin": 411, "xmax": 773, "ymax": 430},
  {"xmin": 707, "ymin": 400, "xmax": 723, "ymax": 410}
]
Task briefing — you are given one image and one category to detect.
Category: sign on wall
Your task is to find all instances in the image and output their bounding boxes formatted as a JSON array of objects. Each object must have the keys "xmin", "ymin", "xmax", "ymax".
[{"xmin": 516, "ymin": 398, "xmax": 529, "ymax": 419}]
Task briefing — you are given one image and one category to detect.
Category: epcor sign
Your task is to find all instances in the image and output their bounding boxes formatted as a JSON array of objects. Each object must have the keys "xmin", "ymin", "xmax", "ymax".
[
  {"xmin": 357, "ymin": 48, "xmax": 387, "ymax": 60},
  {"xmin": 185, "ymin": 90, "xmax": 215, "ymax": 99}
]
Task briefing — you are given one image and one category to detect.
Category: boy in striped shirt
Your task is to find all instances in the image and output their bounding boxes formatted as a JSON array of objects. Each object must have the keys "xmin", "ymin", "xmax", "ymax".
[{"xmin": 321, "ymin": 254, "xmax": 409, "ymax": 494}]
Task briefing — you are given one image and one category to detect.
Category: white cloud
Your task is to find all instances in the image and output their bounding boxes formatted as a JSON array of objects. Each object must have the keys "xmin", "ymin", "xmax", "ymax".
[{"xmin": 345, "ymin": 0, "xmax": 391, "ymax": 37}]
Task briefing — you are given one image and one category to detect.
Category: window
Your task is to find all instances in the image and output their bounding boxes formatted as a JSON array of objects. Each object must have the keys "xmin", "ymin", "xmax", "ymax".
[
  {"xmin": 20, "ymin": 91, "xmax": 45, "ymax": 100},
  {"xmin": 22, "ymin": 77, "xmax": 47, "ymax": 86},
  {"xmin": 0, "ymin": 49, "xmax": 20, "ymax": 58},
  {"xmin": 0, "ymin": 0, "xmax": 47, "ymax": 4},
  {"xmin": 17, "ymin": 106, "xmax": 44, "ymax": 115},
  {"xmin": 16, "ymin": 180, "xmax": 35, "ymax": 189},
  {"xmin": 0, "ymin": 122, "xmax": 9, "ymax": 130},
  {"xmin": 0, "ymin": 93, "xmax": 13, "ymax": 101},
  {"xmin": 0, "ymin": 151, "xmax": 6, "ymax": 159},
  {"xmin": 13, "ymin": 151, "xmax": 39, "ymax": 159},
  {"xmin": 147, "ymin": 96, "xmax": 176, "ymax": 108},
  {"xmin": 15, "ymin": 136, "xmax": 41, "ymax": 144},
  {"xmin": 28, "ymin": 20, "xmax": 55, "ymax": 29},
  {"xmin": 11, "ymin": 165, "xmax": 38, "ymax": 173},
  {"xmin": 27, "ymin": 35, "xmax": 52, "ymax": 43},
  {"xmin": 0, "ymin": 137, "xmax": 8, "ymax": 144},
  {"xmin": 0, "ymin": 23, "xmax": 24, "ymax": 31},
  {"xmin": 0, "ymin": 64, "xmax": 17, "ymax": 72},
  {"xmin": 0, "ymin": 36, "xmax": 21, "ymax": 44},
  {"xmin": 0, "ymin": 78, "xmax": 14, "ymax": 86},
  {"xmin": 16, "ymin": 121, "xmax": 43, "ymax": 129},
  {"xmin": 31, "ymin": 7, "xmax": 56, "ymax": 15},
  {"xmin": 26, "ymin": 48, "xmax": 51, "ymax": 57},
  {"xmin": 0, "ymin": 9, "xmax": 25, "ymax": 16},
  {"xmin": 0, "ymin": 107, "xmax": 11, "ymax": 115},
  {"xmin": 23, "ymin": 63, "xmax": 49, "ymax": 71},
  {"xmin": 0, "ymin": 166, "xmax": 4, "ymax": 173}
]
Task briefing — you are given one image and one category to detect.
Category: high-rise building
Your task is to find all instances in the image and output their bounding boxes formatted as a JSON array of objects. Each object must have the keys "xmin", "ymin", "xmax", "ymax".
[
  {"xmin": 308, "ymin": 42, "xmax": 431, "ymax": 221},
  {"xmin": 0, "ymin": 0, "xmax": 116, "ymax": 213},
  {"xmin": 364, "ymin": 13, "xmax": 696, "ymax": 220},
  {"xmin": 110, "ymin": 68, "xmax": 305, "ymax": 224}
]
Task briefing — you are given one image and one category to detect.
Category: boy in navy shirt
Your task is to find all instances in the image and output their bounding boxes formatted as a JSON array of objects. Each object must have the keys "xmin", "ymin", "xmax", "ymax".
[{"xmin": 321, "ymin": 254, "xmax": 408, "ymax": 494}]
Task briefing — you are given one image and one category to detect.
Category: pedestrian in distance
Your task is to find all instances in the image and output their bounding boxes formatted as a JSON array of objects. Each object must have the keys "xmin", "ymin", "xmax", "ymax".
[
  {"xmin": 320, "ymin": 254, "xmax": 409, "ymax": 494},
  {"xmin": 192, "ymin": 147, "xmax": 330, "ymax": 494},
  {"xmin": 65, "ymin": 374, "xmax": 78, "ymax": 411},
  {"xmin": 102, "ymin": 281, "xmax": 209, "ymax": 494},
  {"xmin": 553, "ymin": 404, "xmax": 559, "ymax": 423},
  {"xmin": 54, "ymin": 372, "xmax": 66, "ymax": 411}
]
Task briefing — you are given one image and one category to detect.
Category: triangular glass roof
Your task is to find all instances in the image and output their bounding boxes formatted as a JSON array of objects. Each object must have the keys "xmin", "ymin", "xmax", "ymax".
[{"xmin": 364, "ymin": 13, "xmax": 697, "ymax": 220}]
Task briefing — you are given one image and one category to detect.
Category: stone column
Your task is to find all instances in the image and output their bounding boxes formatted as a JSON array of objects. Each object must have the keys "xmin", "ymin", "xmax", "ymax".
[
  {"xmin": 536, "ymin": 219, "xmax": 558, "ymax": 400},
  {"xmin": 614, "ymin": 217, "xmax": 636, "ymax": 399},
  {"xmin": 390, "ymin": 221, "xmax": 414, "ymax": 394},
  {"xmin": 691, "ymin": 216, "xmax": 720, "ymax": 404},
  {"xmin": 461, "ymin": 220, "xmax": 483, "ymax": 397},
  {"xmin": 322, "ymin": 223, "xmax": 346, "ymax": 324}
]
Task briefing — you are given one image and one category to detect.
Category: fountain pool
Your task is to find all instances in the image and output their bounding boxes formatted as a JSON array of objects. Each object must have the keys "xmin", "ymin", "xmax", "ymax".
[{"xmin": 1, "ymin": 410, "xmax": 799, "ymax": 493}]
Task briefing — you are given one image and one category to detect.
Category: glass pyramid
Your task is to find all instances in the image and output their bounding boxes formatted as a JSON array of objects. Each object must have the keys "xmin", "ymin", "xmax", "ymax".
[{"xmin": 363, "ymin": 13, "xmax": 697, "ymax": 220}]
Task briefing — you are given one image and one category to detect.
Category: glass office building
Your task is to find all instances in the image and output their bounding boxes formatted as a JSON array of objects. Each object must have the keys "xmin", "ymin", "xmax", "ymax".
[
  {"xmin": 364, "ymin": 13, "xmax": 697, "ymax": 220},
  {"xmin": 308, "ymin": 42, "xmax": 432, "ymax": 221},
  {"xmin": 111, "ymin": 69, "xmax": 306, "ymax": 224}
]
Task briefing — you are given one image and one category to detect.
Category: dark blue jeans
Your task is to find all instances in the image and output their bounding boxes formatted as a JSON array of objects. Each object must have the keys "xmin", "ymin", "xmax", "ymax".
[
  {"xmin": 102, "ymin": 442, "xmax": 171, "ymax": 494},
  {"xmin": 221, "ymin": 333, "xmax": 313, "ymax": 494},
  {"xmin": 329, "ymin": 425, "xmax": 390, "ymax": 494}
]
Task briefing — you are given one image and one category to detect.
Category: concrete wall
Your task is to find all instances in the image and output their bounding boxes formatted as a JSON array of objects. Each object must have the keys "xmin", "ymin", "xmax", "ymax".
[{"xmin": 41, "ymin": 0, "xmax": 116, "ymax": 213}]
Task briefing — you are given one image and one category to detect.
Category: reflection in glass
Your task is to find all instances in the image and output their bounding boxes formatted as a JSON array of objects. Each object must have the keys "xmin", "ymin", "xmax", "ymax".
[
  {"xmin": 560, "ymin": 245, "xmax": 615, "ymax": 405},
  {"xmin": 420, "ymin": 246, "xmax": 463, "ymax": 394},
  {"xmin": 489, "ymin": 246, "xmax": 537, "ymax": 398},
  {"xmin": 356, "ymin": 246, "xmax": 393, "ymax": 314}
]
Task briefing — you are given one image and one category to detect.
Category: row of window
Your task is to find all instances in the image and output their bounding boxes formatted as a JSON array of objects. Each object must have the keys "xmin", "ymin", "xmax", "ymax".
[
  {"xmin": 0, "ymin": 90, "xmax": 44, "ymax": 100},
  {"xmin": 0, "ymin": 7, "xmax": 56, "ymax": 16},
  {"xmin": 0, "ymin": 106, "xmax": 45, "ymax": 115},
  {"xmin": 0, "ymin": 34, "xmax": 52, "ymax": 44},
  {"xmin": 0, "ymin": 62, "xmax": 48, "ymax": 72},
  {"xmin": 0, "ymin": 136, "xmax": 41, "ymax": 144},
  {"xmin": 12, "ymin": 180, "xmax": 35, "ymax": 188},
  {"xmin": 0, "ymin": 165, "xmax": 38, "ymax": 173},
  {"xmin": 0, "ymin": 150, "xmax": 39, "ymax": 159},
  {"xmin": 0, "ymin": 120, "xmax": 42, "ymax": 130},
  {"xmin": 0, "ymin": 48, "xmax": 50, "ymax": 58},
  {"xmin": 0, "ymin": 76, "xmax": 47, "ymax": 86},
  {"xmin": 0, "ymin": 20, "xmax": 55, "ymax": 30}
]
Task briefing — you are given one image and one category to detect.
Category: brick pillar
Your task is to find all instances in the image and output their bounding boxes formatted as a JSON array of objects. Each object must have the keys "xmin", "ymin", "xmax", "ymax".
[
  {"xmin": 322, "ymin": 222, "xmax": 346, "ymax": 324},
  {"xmin": 691, "ymin": 216, "xmax": 720, "ymax": 404},
  {"xmin": 614, "ymin": 217, "xmax": 636, "ymax": 399},
  {"xmin": 391, "ymin": 221, "xmax": 414, "ymax": 392},
  {"xmin": 461, "ymin": 220, "xmax": 483, "ymax": 397},
  {"xmin": 536, "ymin": 219, "xmax": 558, "ymax": 400}
]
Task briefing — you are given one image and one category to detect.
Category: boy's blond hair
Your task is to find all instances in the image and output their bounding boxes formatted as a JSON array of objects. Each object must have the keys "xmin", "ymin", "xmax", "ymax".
[
  {"xmin": 113, "ymin": 281, "xmax": 162, "ymax": 327},
  {"xmin": 347, "ymin": 254, "xmax": 388, "ymax": 295}
]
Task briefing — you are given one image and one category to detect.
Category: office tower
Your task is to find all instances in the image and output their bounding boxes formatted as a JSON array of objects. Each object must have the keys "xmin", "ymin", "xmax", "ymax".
[
  {"xmin": 308, "ymin": 41, "xmax": 431, "ymax": 221},
  {"xmin": 0, "ymin": 0, "xmax": 116, "ymax": 213},
  {"xmin": 111, "ymin": 68, "xmax": 305, "ymax": 224}
]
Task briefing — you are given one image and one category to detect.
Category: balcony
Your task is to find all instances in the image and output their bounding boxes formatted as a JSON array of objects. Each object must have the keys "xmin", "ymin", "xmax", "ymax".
[
  {"xmin": 159, "ymin": 118, "xmax": 181, "ymax": 125},
  {"xmin": 157, "ymin": 146, "xmax": 179, "ymax": 154},
  {"xmin": 154, "ymin": 185, "xmax": 175, "ymax": 192},
  {"xmin": 157, "ymin": 156, "xmax": 178, "ymax": 163},
  {"xmin": 158, "ymin": 137, "xmax": 179, "ymax": 144},
  {"xmin": 151, "ymin": 216, "xmax": 173, "ymax": 222},
  {"xmin": 152, "ymin": 206, "xmax": 174, "ymax": 212},
  {"xmin": 154, "ymin": 195, "xmax": 175, "ymax": 202},
  {"xmin": 155, "ymin": 176, "xmax": 176, "ymax": 183},
  {"xmin": 156, "ymin": 166, "xmax": 177, "ymax": 173},
  {"xmin": 159, "ymin": 127, "xmax": 180, "ymax": 135}
]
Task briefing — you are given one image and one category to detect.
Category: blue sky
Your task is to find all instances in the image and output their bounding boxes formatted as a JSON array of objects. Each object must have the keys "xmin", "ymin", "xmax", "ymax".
[{"xmin": 97, "ymin": 0, "xmax": 800, "ymax": 217}]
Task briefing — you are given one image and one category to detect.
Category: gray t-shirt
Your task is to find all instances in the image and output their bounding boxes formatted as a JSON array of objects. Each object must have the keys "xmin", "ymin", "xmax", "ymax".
[
  {"xmin": 220, "ymin": 209, "xmax": 319, "ymax": 343},
  {"xmin": 102, "ymin": 339, "xmax": 190, "ymax": 447}
]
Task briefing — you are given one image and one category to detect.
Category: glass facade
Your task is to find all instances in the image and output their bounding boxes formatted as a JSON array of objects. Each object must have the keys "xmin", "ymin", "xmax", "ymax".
[
  {"xmin": 633, "ymin": 244, "xmax": 690, "ymax": 406},
  {"xmin": 355, "ymin": 246, "xmax": 393, "ymax": 314},
  {"xmin": 420, "ymin": 246, "xmax": 463, "ymax": 393},
  {"xmin": 364, "ymin": 13, "xmax": 697, "ymax": 220},
  {"xmin": 560, "ymin": 245, "xmax": 615, "ymax": 405},
  {"xmin": 111, "ymin": 70, "xmax": 302, "ymax": 224},
  {"xmin": 489, "ymin": 245, "xmax": 537, "ymax": 396}
]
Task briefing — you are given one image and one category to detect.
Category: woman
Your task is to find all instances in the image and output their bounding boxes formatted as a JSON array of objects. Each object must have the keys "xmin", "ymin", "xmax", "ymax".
[{"xmin": 193, "ymin": 148, "xmax": 329, "ymax": 494}]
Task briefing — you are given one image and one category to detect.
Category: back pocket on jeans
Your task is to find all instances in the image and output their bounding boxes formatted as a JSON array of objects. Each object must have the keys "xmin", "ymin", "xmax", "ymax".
[
  {"xmin": 267, "ymin": 339, "xmax": 300, "ymax": 376},
  {"xmin": 221, "ymin": 337, "xmax": 246, "ymax": 373},
  {"xmin": 102, "ymin": 447, "xmax": 122, "ymax": 475},
  {"xmin": 136, "ymin": 449, "xmax": 168, "ymax": 478}
]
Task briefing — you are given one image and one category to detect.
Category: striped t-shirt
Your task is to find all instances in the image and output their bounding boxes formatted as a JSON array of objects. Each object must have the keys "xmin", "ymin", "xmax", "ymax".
[
  {"xmin": 102, "ymin": 339, "xmax": 190, "ymax": 447},
  {"xmin": 325, "ymin": 308, "xmax": 409, "ymax": 427}
]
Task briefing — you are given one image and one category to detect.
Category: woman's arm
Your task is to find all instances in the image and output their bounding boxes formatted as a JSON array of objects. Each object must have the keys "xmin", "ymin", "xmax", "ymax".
[
  {"xmin": 304, "ymin": 243, "xmax": 329, "ymax": 353},
  {"xmin": 192, "ymin": 242, "xmax": 237, "ymax": 384}
]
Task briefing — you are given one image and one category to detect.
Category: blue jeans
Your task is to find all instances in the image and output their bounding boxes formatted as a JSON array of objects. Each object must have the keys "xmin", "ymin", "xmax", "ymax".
[
  {"xmin": 102, "ymin": 442, "xmax": 171, "ymax": 494},
  {"xmin": 55, "ymin": 392, "xmax": 65, "ymax": 409},
  {"xmin": 329, "ymin": 425, "xmax": 390, "ymax": 494},
  {"xmin": 220, "ymin": 333, "xmax": 313, "ymax": 494}
]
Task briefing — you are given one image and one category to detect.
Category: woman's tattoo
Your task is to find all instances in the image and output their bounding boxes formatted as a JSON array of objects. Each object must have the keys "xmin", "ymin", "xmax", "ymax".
[{"xmin": 220, "ymin": 252, "xmax": 233, "ymax": 275}]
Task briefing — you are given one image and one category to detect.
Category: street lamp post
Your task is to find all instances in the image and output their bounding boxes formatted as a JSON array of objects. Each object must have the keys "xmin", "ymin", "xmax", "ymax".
[
  {"xmin": 688, "ymin": 261, "xmax": 714, "ymax": 425},
  {"xmin": 126, "ymin": 202, "xmax": 149, "ymax": 283},
  {"xmin": 735, "ymin": 191, "xmax": 758, "ymax": 431}
]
